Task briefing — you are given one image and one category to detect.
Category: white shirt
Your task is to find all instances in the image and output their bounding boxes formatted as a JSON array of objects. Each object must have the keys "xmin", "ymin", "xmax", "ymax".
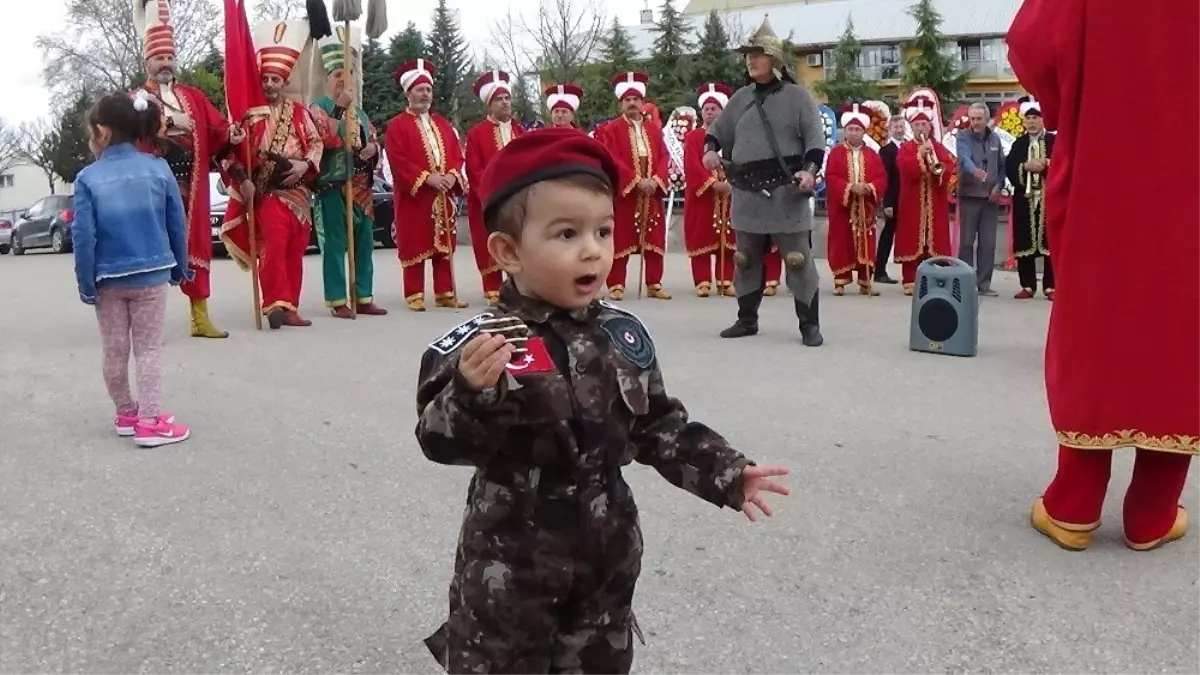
[
  {"xmin": 160, "ymin": 82, "xmax": 193, "ymax": 136},
  {"xmin": 418, "ymin": 112, "xmax": 442, "ymax": 166},
  {"xmin": 493, "ymin": 118, "xmax": 513, "ymax": 146}
]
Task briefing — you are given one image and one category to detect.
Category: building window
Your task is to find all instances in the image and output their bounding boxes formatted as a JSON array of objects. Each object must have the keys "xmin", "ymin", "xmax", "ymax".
[
  {"xmin": 822, "ymin": 43, "xmax": 902, "ymax": 81},
  {"xmin": 959, "ymin": 39, "xmax": 983, "ymax": 63},
  {"xmin": 0, "ymin": 174, "xmax": 12, "ymax": 189}
]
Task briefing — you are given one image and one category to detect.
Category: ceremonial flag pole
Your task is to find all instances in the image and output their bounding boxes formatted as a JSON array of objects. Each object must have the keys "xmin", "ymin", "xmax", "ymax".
[{"xmin": 223, "ymin": 0, "xmax": 266, "ymax": 330}]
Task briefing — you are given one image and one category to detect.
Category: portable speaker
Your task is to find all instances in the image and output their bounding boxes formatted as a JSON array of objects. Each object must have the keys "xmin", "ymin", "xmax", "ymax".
[{"xmin": 909, "ymin": 256, "xmax": 979, "ymax": 357}]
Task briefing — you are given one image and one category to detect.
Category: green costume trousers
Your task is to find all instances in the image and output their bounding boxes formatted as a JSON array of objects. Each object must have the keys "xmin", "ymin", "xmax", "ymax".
[{"xmin": 316, "ymin": 188, "xmax": 375, "ymax": 308}]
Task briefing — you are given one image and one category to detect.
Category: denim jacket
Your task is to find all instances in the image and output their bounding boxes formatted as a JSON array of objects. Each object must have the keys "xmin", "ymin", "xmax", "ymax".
[{"xmin": 71, "ymin": 143, "xmax": 191, "ymax": 303}]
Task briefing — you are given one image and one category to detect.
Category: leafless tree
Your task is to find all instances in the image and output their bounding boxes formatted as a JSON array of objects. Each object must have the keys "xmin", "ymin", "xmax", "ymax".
[
  {"xmin": 490, "ymin": 0, "xmax": 607, "ymax": 85},
  {"xmin": 14, "ymin": 120, "xmax": 61, "ymax": 195},
  {"xmin": 0, "ymin": 121, "xmax": 23, "ymax": 174},
  {"xmin": 36, "ymin": 0, "xmax": 221, "ymax": 101},
  {"xmin": 251, "ymin": 0, "xmax": 307, "ymax": 23}
]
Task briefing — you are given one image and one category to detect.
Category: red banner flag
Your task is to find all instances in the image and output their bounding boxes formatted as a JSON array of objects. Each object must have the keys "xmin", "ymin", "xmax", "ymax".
[{"xmin": 223, "ymin": 0, "xmax": 265, "ymax": 122}]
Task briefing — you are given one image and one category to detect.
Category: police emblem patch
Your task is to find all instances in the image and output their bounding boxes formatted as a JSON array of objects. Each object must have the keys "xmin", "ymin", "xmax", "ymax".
[
  {"xmin": 428, "ymin": 313, "xmax": 495, "ymax": 355},
  {"xmin": 601, "ymin": 316, "xmax": 655, "ymax": 369}
]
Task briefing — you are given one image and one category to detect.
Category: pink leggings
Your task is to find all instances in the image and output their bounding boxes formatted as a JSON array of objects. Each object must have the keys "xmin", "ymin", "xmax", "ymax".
[{"xmin": 95, "ymin": 284, "xmax": 168, "ymax": 419}]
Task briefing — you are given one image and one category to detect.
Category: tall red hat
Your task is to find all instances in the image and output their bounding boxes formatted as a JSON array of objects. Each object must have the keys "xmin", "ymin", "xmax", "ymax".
[
  {"xmin": 134, "ymin": 0, "xmax": 176, "ymax": 60},
  {"xmin": 473, "ymin": 70, "xmax": 512, "ymax": 105},
  {"xmin": 696, "ymin": 82, "xmax": 733, "ymax": 109},
  {"xmin": 839, "ymin": 103, "xmax": 870, "ymax": 129},
  {"xmin": 479, "ymin": 127, "xmax": 619, "ymax": 231},
  {"xmin": 395, "ymin": 58, "xmax": 436, "ymax": 91},
  {"xmin": 544, "ymin": 83, "xmax": 583, "ymax": 111},
  {"xmin": 611, "ymin": 72, "xmax": 648, "ymax": 100},
  {"xmin": 903, "ymin": 88, "xmax": 945, "ymax": 139}
]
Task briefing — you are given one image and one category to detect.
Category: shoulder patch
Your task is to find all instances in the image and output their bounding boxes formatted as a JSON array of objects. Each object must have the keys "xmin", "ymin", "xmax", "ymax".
[
  {"xmin": 428, "ymin": 313, "xmax": 495, "ymax": 355},
  {"xmin": 598, "ymin": 302, "xmax": 655, "ymax": 369}
]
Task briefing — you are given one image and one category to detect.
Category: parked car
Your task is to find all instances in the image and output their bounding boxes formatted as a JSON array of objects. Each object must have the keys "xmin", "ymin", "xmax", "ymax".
[
  {"xmin": 0, "ymin": 218, "xmax": 12, "ymax": 255},
  {"xmin": 208, "ymin": 172, "xmax": 396, "ymax": 255},
  {"xmin": 10, "ymin": 195, "xmax": 74, "ymax": 255}
]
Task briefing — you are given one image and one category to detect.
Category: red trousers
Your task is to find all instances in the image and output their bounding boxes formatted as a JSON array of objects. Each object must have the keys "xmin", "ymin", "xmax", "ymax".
[
  {"xmin": 901, "ymin": 254, "xmax": 932, "ymax": 284},
  {"xmin": 835, "ymin": 264, "xmax": 873, "ymax": 285},
  {"xmin": 690, "ymin": 252, "xmax": 734, "ymax": 286},
  {"xmin": 607, "ymin": 252, "xmax": 664, "ymax": 289},
  {"xmin": 181, "ymin": 266, "xmax": 210, "ymax": 300},
  {"xmin": 479, "ymin": 270, "xmax": 503, "ymax": 295},
  {"xmin": 1043, "ymin": 445, "xmax": 1192, "ymax": 544},
  {"xmin": 403, "ymin": 254, "xmax": 456, "ymax": 300},
  {"xmin": 258, "ymin": 198, "xmax": 309, "ymax": 313}
]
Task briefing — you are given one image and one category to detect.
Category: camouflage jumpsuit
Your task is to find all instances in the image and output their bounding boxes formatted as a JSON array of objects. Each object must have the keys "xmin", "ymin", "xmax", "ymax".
[{"xmin": 416, "ymin": 281, "xmax": 754, "ymax": 674}]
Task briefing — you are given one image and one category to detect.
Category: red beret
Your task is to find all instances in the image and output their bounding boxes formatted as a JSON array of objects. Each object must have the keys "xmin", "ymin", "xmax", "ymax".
[{"xmin": 479, "ymin": 127, "xmax": 619, "ymax": 231}]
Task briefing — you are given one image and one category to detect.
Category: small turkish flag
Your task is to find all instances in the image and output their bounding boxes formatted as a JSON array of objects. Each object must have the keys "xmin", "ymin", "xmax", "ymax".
[{"xmin": 505, "ymin": 336, "xmax": 557, "ymax": 376}]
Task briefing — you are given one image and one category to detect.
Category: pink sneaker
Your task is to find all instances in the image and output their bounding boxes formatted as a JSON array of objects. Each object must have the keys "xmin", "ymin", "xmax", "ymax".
[
  {"xmin": 133, "ymin": 417, "xmax": 190, "ymax": 448},
  {"xmin": 115, "ymin": 412, "xmax": 174, "ymax": 437}
]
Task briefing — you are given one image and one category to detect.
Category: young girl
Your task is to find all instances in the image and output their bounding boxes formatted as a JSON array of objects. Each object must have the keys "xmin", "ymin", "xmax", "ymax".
[{"xmin": 72, "ymin": 91, "xmax": 191, "ymax": 447}]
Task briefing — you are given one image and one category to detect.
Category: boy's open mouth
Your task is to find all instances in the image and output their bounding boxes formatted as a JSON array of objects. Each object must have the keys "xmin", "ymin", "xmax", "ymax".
[{"xmin": 575, "ymin": 274, "xmax": 598, "ymax": 286}]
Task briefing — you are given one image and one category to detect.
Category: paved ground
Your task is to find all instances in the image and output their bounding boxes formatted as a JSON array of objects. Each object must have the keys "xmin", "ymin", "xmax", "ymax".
[{"xmin": 1, "ymin": 248, "xmax": 1196, "ymax": 674}]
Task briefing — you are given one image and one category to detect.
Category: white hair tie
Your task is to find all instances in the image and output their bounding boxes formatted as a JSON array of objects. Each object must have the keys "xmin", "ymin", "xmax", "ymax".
[{"xmin": 133, "ymin": 90, "xmax": 150, "ymax": 112}]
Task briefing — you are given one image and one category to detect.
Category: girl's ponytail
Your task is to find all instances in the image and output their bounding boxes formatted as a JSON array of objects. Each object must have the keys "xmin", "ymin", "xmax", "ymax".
[{"xmin": 89, "ymin": 91, "xmax": 163, "ymax": 146}]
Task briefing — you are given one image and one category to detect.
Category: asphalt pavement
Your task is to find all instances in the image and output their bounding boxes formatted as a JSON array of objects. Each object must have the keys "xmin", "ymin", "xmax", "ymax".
[{"xmin": 1, "ymin": 248, "xmax": 1196, "ymax": 673}]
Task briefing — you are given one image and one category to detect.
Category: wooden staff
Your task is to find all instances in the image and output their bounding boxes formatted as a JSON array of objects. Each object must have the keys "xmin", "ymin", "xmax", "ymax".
[
  {"xmin": 636, "ymin": 193, "xmax": 646, "ymax": 300},
  {"xmin": 341, "ymin": 23, "xmax": 358, "ymax": 318},
  {"xmin": 717, "ymin": 193, "xmax": 728, "ymax": 298},
  {"xmin": 241, "ymin": 123, "xmax": 262, "ymax": 330}
]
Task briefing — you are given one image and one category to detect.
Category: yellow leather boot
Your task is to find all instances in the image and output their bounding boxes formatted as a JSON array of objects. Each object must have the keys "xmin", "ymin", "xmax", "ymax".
[{"xmin": 190, "ymin": 299, "xmax": 229, "ymax": 338}]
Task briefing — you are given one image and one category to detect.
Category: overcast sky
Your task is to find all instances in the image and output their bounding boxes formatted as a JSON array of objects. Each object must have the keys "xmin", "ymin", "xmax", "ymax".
[{"xmin": 1, "ymin": 0, "xmax": 652, "ymax": 125}]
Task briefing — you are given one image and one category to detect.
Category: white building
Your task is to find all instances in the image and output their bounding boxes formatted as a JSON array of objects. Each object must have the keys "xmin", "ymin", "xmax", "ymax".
[{"xmin": 0, "ymin": 161, "xmax": 72, "ymax": 220}]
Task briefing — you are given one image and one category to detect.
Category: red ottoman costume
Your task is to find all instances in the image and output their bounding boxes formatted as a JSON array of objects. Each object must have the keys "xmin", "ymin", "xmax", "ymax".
[
  {"xmin": 133, "ymin": 0, "xmax": 237, "ymax": 338},
  {"xmin": 683, "ymin": 83, "xmax": 736, "ymax": 297},
  {"xmin": 1009, "ymin": 0, "xmax": 1198, "ymax": 550},
  {"xmin": 464, "ymin": 70, "xmax": 523, "ymax": 304},
  {"xmin": 220, "ymin": 18, "xmax": 324, "ymax": 329},
  {"xmin": 593, "ymin": 72, "xmax": 671, "ymax": 300},
  {"xmin": 544, "ymin": 83, "xmax": 584, "ymax": 131},
  {"xmin": 894, "ymin": 90, "xmax": 955, "ymax": 295},
  {"xmin": 824, "ymin": 103, "xmax": 887, "ymax": 296},
  {"xmin": 385, "ymin": 59, "xmax": 467, "ymax": 312}
]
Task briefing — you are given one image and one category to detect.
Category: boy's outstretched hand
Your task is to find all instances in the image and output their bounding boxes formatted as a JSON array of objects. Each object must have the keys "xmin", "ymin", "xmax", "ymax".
[
  {"xmin": 458, "ymin": 333, "xmax": 515, "ymax": 391},
  {"xmin": 740, "ymin": 465, "xmax": 791, "ymax": 522}
]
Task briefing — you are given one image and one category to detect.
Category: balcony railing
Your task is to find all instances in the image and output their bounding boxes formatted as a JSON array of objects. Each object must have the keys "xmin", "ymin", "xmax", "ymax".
[{"xmin": 958, "ymin": 60, "xmax": 1014, "ymax": 78}]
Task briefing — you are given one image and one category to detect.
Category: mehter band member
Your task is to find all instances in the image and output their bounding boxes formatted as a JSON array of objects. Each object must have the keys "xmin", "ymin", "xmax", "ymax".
[
  {"xmin": 385, "ymin": 59, "xmax": 467, "ymax": 312},
  {"xmin": 465, "ymin": 70, "xmax": 523, "ymax": 304},
  {"xmin": 544, "ymin": 82, "xmax": 584, "ymax": 130},
  {"xmin": 825, "ymin": 103, "xmax": 887, "ymax": 296},
  {"xmin": 593, "ymin": 71, "xmax": 672, "ymax": 301},
  {"xmin": 1004, "ymin": 96, "xmax": 1055, "ymax": 299},
  {"xmin": 1010, "ymin": 0, "xmax": 1198, "ymax": 551},
  {"xmin": 683, "ymin": 83, "xmax": 736, "ymax": 297},
  {"xmin": 894, "ymin": 89, "xmax": 955, "ymax": 296}
]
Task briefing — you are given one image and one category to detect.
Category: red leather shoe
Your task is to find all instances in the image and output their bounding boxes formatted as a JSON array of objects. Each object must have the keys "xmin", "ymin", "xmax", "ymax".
[
  {"xmin": 283, "ymin": 310, "xmax": 312, "ymax": 327},
  {"xmin": 1014, "ymin": 288, "xmax": 1035, "ymax": 299},
  {"xmin": 356, "ymin": 302, "xmax": 388, "ymax": 316},
  {"xmin": 330, "ymin": 305, "xmax": 354, "ymax": 319}
]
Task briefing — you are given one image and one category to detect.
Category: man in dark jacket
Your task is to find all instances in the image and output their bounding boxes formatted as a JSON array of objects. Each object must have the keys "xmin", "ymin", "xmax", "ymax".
[{"xmin": 874, "ymin": 114, "xmax": 906, "ymax": 284}]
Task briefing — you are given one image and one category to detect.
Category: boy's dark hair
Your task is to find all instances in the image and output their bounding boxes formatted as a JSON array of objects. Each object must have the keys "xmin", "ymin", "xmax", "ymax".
[
  {"xmin": 88, "ymin": 93, "xmax": 161, "ymax": 146},
  {"xmin": 485, "ymin": 173, "xmax": 613, "ymax": 238}
]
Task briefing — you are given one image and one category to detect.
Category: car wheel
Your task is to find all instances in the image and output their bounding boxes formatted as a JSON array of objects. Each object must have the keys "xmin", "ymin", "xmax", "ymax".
[
  {"xmin": 0, "ymin": 245, "xmax": 9, "ymax": 255},
  {"xmin": 50, "ymin": 228, "xmax": 67, "ymax": 254},
  {"xmin": 11, "ymin": 232, "xmax": 24, "ymax": 255}
]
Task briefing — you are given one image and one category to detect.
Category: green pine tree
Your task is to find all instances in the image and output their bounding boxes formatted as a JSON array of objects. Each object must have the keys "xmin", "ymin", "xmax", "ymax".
[
  {"xmin": 813, "ymin": 18, "xmax": 880, "ymax": 108},
  {"xmin": 456, "ymin": 57, "xmax": 487, "ymax": 129},
  {"xmin": 598, "ymin": 17, "xmax": 638, "ymax": 73},
  {"xmin": 648, "ymin": 0, "xmax": 693, "ymax": 113},
  {"xmin": 690, "ymin": 10, "xmax": 742, "ymax": 91},
  {"xmin": 510, "ymin": 75, "xmax": 536, "ymax": 125},
  {"xmin": 363, "ymin": 37, "xmax": 404, "ymax": 130},
  {"xmin": 50, "ymin": 93, "xmax": 93, "ymax": 184},
  {"xmin": 388, "ymin": 21, "xmax": 426, "ymax": 66},
  {"xmin": 901, "ymin": 0, "xmax": 969, "ymax": 106},
  {"xmin": 179, "ymin": 49, "xmax": 225, "ymax": 112},
  {"xmin": 426, "ymin": 0, "xmax": 470, "ymax": 123}
]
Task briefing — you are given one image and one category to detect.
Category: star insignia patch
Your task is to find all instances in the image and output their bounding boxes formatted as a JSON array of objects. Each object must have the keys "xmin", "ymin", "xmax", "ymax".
[{"xmin": 428, "ymin": 313, "xmax": 495, "ymax": 355}]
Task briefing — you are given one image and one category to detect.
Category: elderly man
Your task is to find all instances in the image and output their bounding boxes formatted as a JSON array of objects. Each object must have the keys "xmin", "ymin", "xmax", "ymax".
[
  {"xmin": 703, "ymin": 17, "xmax": 827, "ymax": 346},
  {"xmin": 310, "ymin": 28, "xmax": 387, "ymax": 318},
  {"xmin": 544, "ymin": 83, "xmax": 584, "ymax": 130},
  {"xmin": 133, "ymin": 0, "xmax": 244, "ymax": 338},
  {"xmin": 955, "ymin": 102, "xmax": 1005, "ymax": 296},
  {"xmin": 385, "ymin": 59, "xmax": 467, "ymax": 312}
]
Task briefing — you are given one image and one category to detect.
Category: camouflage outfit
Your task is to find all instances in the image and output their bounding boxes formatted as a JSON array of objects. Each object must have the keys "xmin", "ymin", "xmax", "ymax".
[{"xmin": 416, "ymin": 280, "xmax": 754, "ymax": 673}]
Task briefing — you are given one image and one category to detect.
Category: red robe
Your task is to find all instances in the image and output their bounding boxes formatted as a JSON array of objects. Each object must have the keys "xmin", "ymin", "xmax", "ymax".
[
  {"xmin": 1009, "ymin": 0, "xmax": 1198, "ymax": 454},
  {"xmin": 385, "ymin": 110, "xmax": 464, "ymax": 267},
  {"xmin": 894, "ymin": 140, "xmax": 956, "ymax": 262},
  {"xmin": 219, "ymin": 100, "xmax": 322, "ymax": 270},
  {"xmin": 825, "ymin": 141, "xmax": 887, "ymax": 277},
  {"xmin": 594, "ymin": 115, "xmax": 669, "ymax": 258},
  {"xmin": 138, "ymin": 83, "xmax": 230, "ymax": 286},
  {"xmin": 683, "ymin": 126, "xmax": 734, "ymax": 258},
  {"xmin": 464, "ymin": 119, "xmax": 524, "ymax": 275}
]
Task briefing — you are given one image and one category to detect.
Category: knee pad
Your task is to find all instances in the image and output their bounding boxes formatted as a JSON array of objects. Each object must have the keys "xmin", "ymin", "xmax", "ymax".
[
  {"xmin": 784, "ymin": 251, "xmax": 807, "ymax": 268},
  {"xmin": 733, "ymin": 251, "xmax": 750, "ymax": 268}
]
